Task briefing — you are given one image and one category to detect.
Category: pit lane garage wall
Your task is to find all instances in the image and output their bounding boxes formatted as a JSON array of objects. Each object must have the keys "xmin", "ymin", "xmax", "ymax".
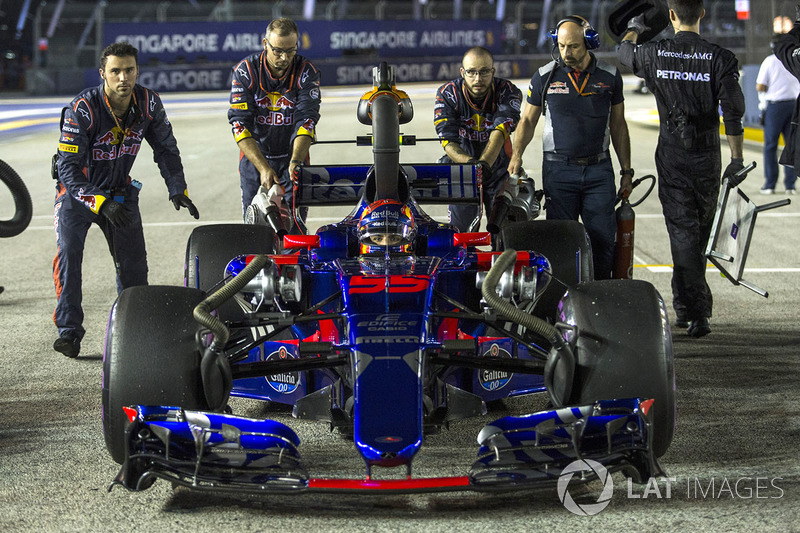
[{"xmin": 78, "ymin": 20, "xmax": 535, "ymax": 92}]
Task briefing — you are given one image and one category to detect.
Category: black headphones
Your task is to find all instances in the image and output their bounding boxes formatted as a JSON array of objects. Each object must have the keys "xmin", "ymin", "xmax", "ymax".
[{"xmin": 549, "ymin": 15, "xmax": 600, "ymax": 50}]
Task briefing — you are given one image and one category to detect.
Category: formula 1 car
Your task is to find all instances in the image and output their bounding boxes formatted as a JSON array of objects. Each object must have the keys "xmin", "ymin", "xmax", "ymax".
[{"xmin": 102, "ymin": 63, "xmax": 675, "ymax": 495}]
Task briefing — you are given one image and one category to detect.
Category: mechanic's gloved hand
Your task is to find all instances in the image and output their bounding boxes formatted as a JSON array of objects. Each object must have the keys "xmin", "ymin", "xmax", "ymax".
[
  {"xmin": 723, "ymin": 158, "xmax": 746, "ymax": 187},
  {"xmin": 100, "ymin": 200, "xmax": 131, "ymax": 228},
  {"xmin": 626, "ymin": 14, "xmax": 650, "ymax": 36},
  {"xmin": 171, "ymin": 194, "xmax": 200, "ymax": 219},
  {"xmin": 469, "ymin": 159, "xmax": 493, "ymax": 187}
]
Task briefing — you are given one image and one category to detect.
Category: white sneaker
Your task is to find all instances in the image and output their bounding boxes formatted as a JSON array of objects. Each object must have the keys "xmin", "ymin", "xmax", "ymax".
[
  {"xmin": 760, "ymin": 188, "xmax": 774, "ymax": 195},
  {"xmin": 787, "ymin": 189, "xmax": 796, "ymax": 195}
]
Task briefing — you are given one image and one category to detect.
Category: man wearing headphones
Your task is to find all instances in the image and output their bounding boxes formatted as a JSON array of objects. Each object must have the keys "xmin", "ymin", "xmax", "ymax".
[
  {"xmin": 508, "ymin": 15, "xmax": 632, "ymax": 280},
  {"xmin": 619, "ymin": 0, "xmax": 745, "ymax": 338},
  {"xmin": 434, "ymin": 47, "xmax": 522, "ymax": 232}
]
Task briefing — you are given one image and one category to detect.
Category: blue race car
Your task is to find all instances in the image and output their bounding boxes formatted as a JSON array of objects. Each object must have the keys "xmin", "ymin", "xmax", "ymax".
[{"xmin": 102, "ymin": 63, "xmax": 674, "ymax": 494}]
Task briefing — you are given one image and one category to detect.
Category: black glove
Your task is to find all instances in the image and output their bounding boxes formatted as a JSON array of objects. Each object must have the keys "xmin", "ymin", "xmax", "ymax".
[
  {"xmin": 626, "ymin": 14, "xmax": 649, "ymax": 36},
  {"xmin": 100, "ymin": 200, "xmax": 131, "ymax": 228},
  {"xmin": 723, "ymin": 158, "xmax": 746, "ymax": 187},
  {"xmin": 171, "ymin": 194, "xmax": 199, "ymax": 219},
  {"xmin": 469, "ymin": 159, "xmax": 493, "ymax": 187}
]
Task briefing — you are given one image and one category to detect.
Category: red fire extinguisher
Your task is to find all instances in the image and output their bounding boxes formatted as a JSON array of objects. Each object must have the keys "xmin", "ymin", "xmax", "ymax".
[
  {"xmin": 613, "ymin": 197, "xmax": 635, "ymax": 279},
  {"xmin": 613, "ymin": 175, "xmax": 656, "ymax": 279}
]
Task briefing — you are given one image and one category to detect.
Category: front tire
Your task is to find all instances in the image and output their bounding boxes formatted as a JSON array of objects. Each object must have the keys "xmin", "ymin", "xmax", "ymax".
[
  {"xmin": 559, "ymin": 279, "xmax": 675, "ymax": 457},
  {"xmin": 102, "ymin": 285, "xmax": 208, "ymax": 464}
]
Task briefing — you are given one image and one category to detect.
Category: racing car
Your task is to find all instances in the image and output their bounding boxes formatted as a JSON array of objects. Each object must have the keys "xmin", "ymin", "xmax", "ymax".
[{"xmin": 102, "ymin": 63, "xmax": 675, "ymax": 494}]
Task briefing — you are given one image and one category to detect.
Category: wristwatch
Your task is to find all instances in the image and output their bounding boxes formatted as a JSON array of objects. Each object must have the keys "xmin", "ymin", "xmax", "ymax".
[{"xmin": 620, "ymin": 168, "xmax": 635, "ymax": 177}]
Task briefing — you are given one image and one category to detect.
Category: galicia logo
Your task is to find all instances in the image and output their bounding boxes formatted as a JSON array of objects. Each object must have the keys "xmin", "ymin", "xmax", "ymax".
[{"xmin": 557, "ymin": 459, "xmax": 614, "ymax": 516}]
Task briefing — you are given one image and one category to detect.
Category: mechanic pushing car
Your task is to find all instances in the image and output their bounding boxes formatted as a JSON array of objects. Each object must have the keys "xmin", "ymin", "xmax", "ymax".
[
  {"xmin": 433, "ymin": 46, "xmax": 522, "ymax": 232},
  {"xmin": 52, "ymin": 41, "xmax": 199, "ymax": 358},
  {"xmin": 228, "ymin": 17, "xmax": 321, "ymax": 229},
  {"xmin": 619, "ymin": 0, "xmax": 745, "ymax": 337},
  {"xmin": 507, "ymin": 15, "xmax": 633, "ymax": 280}
]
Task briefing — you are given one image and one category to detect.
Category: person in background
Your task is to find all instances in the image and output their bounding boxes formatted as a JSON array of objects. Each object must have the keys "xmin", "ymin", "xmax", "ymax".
[
  {"xmin": 508, "ymin": 15, "xmax": 633, "ymax": 279},
  {"xmin": 228, "ymin": 17, "xmax": 321, "ymax": 229},
  {"xmin": 757, "ymin": 33, "xmax": 800, "ymax": 195},
  {"xmin": 53, "ymin": 41, "xmax": 199, "ymax": 358},
  {"xmin": 619, "ymin": 0, "xmax": 745, "ymax": 338},
  {"xmin": 433, "ymin": 46, "xmax": 522, "ymax": 232}
]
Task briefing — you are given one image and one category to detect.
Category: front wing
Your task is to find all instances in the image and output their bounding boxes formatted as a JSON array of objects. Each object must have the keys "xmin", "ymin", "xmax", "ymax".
[{"xmin": 110, "ymin": 398, "xmax": 663, "ymax": 494}]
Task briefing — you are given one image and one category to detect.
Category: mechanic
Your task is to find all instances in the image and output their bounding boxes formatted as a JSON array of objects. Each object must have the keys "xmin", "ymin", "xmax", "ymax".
[
  {"xmin": 433, "ymin": 46, "xmax": 522, "ymax": 232},
  {"xmin": 771, "ymin": 7, "xmax": 800, "ymax": 184},
  {"xmin": 228, "ymin": 17, "xmax": 321, "ymax": 229},
  {"xmin": 507, "ymin": 15, "xmax": 633, "ymax": 280},
  {"xmin": 52, "ymin": 41, "xmax": 199, "ymax": 358},
  {"xmin": 619, "ymin": 0, "xmax": 745, "ymax": 338},
  {"xmin": 757, "ymin": 33, "xmax": 799, "ymax": 195}
]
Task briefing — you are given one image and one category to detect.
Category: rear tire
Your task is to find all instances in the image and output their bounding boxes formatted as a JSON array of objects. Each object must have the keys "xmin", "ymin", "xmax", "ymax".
[
  {"xmin": 102, "ymin": 285, "xmax": 208, "ymax": 464},
  {"xmin": 560, "ymin": 279, "xmax": 675, "ymax": 457},
  {"xmin": 500, "ymin": 220, "xmax": 593, "ymax": 320},
  {"xmin": 184, "ymin": 224, "xmax": 276, "ymax": 321},
  {"xmin": 0, "ymin": 159, "xmax": 32, "ymax": 238}
]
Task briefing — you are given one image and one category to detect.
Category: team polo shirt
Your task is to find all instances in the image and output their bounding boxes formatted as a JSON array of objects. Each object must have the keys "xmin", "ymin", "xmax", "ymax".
[{"xmin": 528, "ymin": 54, "xmax": 624, "ymax": 157}]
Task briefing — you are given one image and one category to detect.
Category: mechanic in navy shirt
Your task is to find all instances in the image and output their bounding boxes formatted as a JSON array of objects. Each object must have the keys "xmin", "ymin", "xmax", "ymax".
[
  {"xmin": 619, "ymin": 0, "xmax": 745, "ymax": 338},
  {"xmin": 228, "ymin": 17, "xmax": 321, "ymax": 227},
  {"xmin": 433, "ymin": 47, "xmax": 522, "ymax": 232},
  {"xmin": 53, "ymin": 41, "xmax": 199, "ymax": 358},
  {"xmin": 508, "ymin": 15, "xmax": 632, "ymax": 279}
]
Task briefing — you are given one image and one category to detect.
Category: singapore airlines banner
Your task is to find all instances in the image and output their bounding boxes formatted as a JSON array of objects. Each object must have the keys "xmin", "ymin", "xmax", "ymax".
[
  {"xmin": 103, "ymin": 20, "xmax": 503, "ymax": 63},
  {"xmin": 96, "ymin": 20, "xmax": 512, "ymax": 91}
]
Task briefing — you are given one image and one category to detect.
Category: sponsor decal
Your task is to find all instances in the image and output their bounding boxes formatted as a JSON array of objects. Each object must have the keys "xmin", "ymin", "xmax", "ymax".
[
  {"xmin": 77, "ymin": 191, "xmax": 98, "ymax": 212},
  {"xmin": 92, "ymin": 144, "xmax": 141, "ymax": 161},
  {"xmin": 94, "ymin": 128, "xmax": 122, "ymax": 146},
  {"xmin": 356, "ymin": 314, "xmax": 419, "ymax": 332},
  {"xmin": 265, "ymin": 346, "xmax": 300, "ymax": 394},
  {"xmin": 237, "ymin": 65, "xmax": 250, "ymax": 80},
  {"xmin": 62, "ymin": 126, "xmax": 80, "ymax": 134},
  {"xmin": 256, "ymin": 113, "xmax": 294, "ymax": 126},
  {"xmin": 479, "ymin": 343, "xmax": 512, "ymax": 391},
  {"xmin": 149, "ymin": 94, "xmax": 157, "ymax": 112},
  {"xmin": 230, "ymin": 102, "xmax": 248, "ymax": 110},
  {"xmin": 657, "ymin": 49, "xmax": 713, "ymax": 60},
  {"xmin": 255, "ymin": 93, "xmax": 295, "ymax": 111},
  {"xmin": 58, "ymin": 143, "xmax": 79, "ymax": 153},
  {"xmin": 656, "ymin": 69, "xmax": 711, "ymax": 82},
  {"xmin": 310, "ymin": 87, "xmax": 320, "ymax": 100}
]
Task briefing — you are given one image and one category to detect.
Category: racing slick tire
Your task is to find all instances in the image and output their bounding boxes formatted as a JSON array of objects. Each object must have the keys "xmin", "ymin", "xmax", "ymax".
[
  {"xmin": 559, "ymin": 279, "xmax": 676, "ymax": 457},
  {"xmin": 102, "ymin": 285, "xmax": 208, "ymax": 464},
  {"xmin": 500, "ymin": 220, "xmax": 593, "ymax": 320},
  {"xmin": 184, "ymin": 224, "xmax": 276, "ymax": 322},
  {"xmin": 0, "ymin": 159, "xmax": 33, "ymax": 238}
]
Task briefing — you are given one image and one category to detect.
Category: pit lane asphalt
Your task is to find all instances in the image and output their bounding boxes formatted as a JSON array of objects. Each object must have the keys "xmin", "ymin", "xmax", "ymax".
[{"xmin": 1, "ymin": 81, "xmax": 799, "ymax": 532}]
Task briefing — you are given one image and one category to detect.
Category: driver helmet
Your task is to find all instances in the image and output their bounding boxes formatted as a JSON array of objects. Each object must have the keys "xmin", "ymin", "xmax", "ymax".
[{"xmin": 358, "ymin": 199, "xmax": 416, "ymax": 253}]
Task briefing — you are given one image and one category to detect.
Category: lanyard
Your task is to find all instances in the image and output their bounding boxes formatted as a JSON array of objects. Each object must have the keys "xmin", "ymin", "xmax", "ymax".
[
  {"xmin": 567, "ymin": 70, "xmax": 591, "ymax": 95},
  {"xmin": 102, "ymin": 89, "xmax": 137, "ymax": 144}
]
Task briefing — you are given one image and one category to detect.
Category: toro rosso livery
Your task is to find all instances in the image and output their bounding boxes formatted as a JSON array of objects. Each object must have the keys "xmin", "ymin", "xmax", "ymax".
[{"xmin": 103, "ymin": 64, "xmax": 675, "ymax": 495}]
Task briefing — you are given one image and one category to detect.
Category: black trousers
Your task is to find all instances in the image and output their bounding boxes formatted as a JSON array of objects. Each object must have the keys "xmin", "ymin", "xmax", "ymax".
[{"xmin": 655, "ymin": 141, "xmax": 721, "ymax": 322}]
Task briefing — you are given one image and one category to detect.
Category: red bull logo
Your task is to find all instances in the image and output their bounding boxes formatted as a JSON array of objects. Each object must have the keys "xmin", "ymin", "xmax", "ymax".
[
  {"xmin": 464, "ymin": 114, "xmax": 485, "ymax": 131},
  {"xmin": 255, "ymin": 92, "xmax": 295, "ymax": 111},
  {"xmin": 94, "ymin": 128, "xmax": 121, "ymax": 146}
]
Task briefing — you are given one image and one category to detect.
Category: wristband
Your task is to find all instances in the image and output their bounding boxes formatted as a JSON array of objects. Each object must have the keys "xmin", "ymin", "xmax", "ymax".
[
  {"xmin": 290, "ymin": 159, "xmax": 304, "ymax": 165},
  {"xmin": 620, "ymin": 168, "xmax": 635, "ymax": 177}
]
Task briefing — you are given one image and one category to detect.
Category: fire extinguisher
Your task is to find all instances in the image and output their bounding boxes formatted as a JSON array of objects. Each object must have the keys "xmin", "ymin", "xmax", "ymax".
[{"xmin": 613, "ymin": 175, "xmax": 656, "ymax": 279}]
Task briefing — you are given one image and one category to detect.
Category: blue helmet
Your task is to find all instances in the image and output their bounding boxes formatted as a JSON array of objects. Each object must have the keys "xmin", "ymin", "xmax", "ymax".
[{"xmin": 358, "ymin": 199, "xmax": 416, "ymax": 252}]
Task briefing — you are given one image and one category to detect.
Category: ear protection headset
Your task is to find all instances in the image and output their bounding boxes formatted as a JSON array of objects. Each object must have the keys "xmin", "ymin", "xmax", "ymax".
[{"xmin": 549, "ymin": 15, "xmax": 600, "ymax": 50}]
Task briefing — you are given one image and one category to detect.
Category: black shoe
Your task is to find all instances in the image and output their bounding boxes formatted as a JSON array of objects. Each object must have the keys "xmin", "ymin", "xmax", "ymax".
[
  {"xmin": 687, "ymin": 318, "xmax": 711, "ymax": 338},
  {"xmin": 54, "ymin": 336, "xmax": 81, "ymax": 358},
  {"xmin": 675, "ymin": 319, "xmax": 690, "ymax": 328}
]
